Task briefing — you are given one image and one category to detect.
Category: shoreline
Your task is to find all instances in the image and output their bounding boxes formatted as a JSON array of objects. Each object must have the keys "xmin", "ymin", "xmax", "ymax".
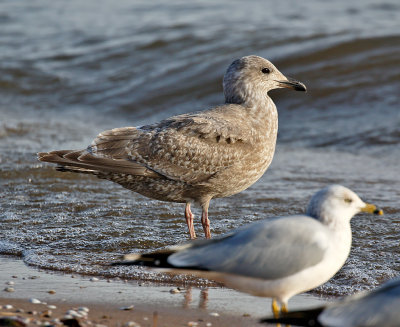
[{"xmin": 1, "ymin": 255, "xmax": 327, "ymax": 326}]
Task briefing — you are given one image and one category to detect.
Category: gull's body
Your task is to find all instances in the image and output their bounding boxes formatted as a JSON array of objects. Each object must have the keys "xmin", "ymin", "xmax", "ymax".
[
  {"xmin": 113, "ymin": 185, "xmax": 383, "ymax": 316},
  {"xmin": 38, "ymin": 55, "xmax": 306, "ymax": 239},
  {"xmin": 196, "ymin": 215, "xmax": 352, "ymax": 301},
  {"xmin": 262, "ymin": 278, "xmax": 400, "ymax": 326}
]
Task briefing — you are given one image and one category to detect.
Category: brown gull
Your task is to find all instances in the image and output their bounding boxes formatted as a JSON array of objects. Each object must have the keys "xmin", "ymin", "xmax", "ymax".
[{"xmin": 38, "ymin": 55, "xmax": 306, "ymax": 239}]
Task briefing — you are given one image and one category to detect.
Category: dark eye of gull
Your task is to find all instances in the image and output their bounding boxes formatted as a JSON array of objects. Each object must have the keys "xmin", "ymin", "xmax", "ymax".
[
  {"xmin": 344, "ymin": 198, "xmax": 353, "ymax": 203},
  {"xmin": 261, "ymin": 67, "xmax": 270, "ymax": 74}
]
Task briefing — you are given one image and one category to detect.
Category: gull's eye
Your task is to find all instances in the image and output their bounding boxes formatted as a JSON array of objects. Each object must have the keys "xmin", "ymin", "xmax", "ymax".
[
  {"xmin": 261, "ymin": 67, "xmax": 270, "ymax": 74},
  {"xmin": 344, "ymin": 198, "xmax": 353, "ymax": 204}
]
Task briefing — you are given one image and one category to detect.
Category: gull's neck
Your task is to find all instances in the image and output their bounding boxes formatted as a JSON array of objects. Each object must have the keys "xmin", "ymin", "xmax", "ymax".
[
  {"xmin": 311, "ymin": 208, "xmax": 353, "ymax": 231},
  {"xmin": 246, "ymin": 95, "xmax": 278, "ymax": 123},
  {"xmin": 313, "ymin": 211, "xmax": 352, "ymax": 259},
  {"xmin": 226, "ymin": 92, "xmax": 277, "ymax": 120}
]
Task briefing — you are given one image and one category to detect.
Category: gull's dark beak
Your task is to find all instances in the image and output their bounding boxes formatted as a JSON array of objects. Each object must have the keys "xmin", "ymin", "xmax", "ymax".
[{"xmin": 276, "ymin": 77, "xmax": 307, "ymax": 92}]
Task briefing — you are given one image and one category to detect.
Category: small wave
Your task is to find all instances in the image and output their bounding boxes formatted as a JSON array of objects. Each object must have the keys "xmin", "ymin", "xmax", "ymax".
[
  {"xmin": 0, "ymin": 241, "xmax": 24, "ymax": 257},
  {"xmin": 307, "ymin": 35, "xmax": 398, "ymax": 63},
  {"xmin": 309, "ymin": 125, "xmax": 400, "ymax": 149},
  {"xmin": 21, "ymin": 249, "xmax": 217, "ymax": 287},
  {"xmin": 0, "ymin": 122, "xmax": 31, "ymax": 138},
  {"xmin": 279, "ymin": 35, "xmax": 400, "ymax": 91},
  {"xmin": 369, "ymin": 2, "xmax": 400, "ymax": 11}
]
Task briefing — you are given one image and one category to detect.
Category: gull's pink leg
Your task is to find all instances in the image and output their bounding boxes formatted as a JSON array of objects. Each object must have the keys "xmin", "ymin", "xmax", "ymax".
[
  {"xmin": 201, "ymin": 202, "xmax": 211, "ymax": 239},
  {"xmin": 185, "ymin": 203, "xmax": 196, "ymax": 239}
]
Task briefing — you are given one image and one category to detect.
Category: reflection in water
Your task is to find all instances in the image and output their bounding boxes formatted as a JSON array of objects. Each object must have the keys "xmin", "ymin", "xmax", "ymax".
[
  {"xmin": 183, "ymin": 286, "xmax": 192, "ymax": 309},
  {"xmin": 199, "ymin": 288, "xmax": 209, "ymax": 310},
  {"xmin": 181, "ymin": 287, "xmax": 209, "ymax": 310}
]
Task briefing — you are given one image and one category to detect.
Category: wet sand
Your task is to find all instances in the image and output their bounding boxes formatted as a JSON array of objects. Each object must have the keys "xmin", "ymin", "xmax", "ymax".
[{"xmin": 1, "ymin": 256, "xmax": 326, "ymax": 326}]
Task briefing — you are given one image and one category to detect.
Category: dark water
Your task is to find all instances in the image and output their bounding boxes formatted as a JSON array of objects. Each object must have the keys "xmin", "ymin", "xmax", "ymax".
[{"xmin": 1, "ymin": 0, "xmax": 399, "ymax": 297}]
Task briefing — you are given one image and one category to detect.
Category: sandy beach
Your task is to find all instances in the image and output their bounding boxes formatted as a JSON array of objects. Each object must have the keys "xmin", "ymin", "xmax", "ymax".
[{"xmin": 1, "ymin": 256, "xmax": 326, "ymax": 326}]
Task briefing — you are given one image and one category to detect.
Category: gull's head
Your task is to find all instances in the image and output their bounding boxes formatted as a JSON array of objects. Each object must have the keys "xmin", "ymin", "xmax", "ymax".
[
  {"xmin": 223, "ymin": 55, "xmax": 306, "ymax": 105},
  {"xmin": 306, "ymin": 185, "xmax": 383, "ymax": 226}
]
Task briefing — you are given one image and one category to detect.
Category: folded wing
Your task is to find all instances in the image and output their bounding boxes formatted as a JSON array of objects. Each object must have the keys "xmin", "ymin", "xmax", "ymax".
[{"xmin": 168, "ymin": 216, "xmax": 329, "ymax": 280}]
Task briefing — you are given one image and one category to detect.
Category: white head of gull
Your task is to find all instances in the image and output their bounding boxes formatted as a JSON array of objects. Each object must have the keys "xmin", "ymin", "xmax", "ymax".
[
  {"xmin": 38, "ymin": 55, "xmax": 306, "ymax": 240},
  {"xmin": 114, "ymin": 185, "xmax": 383, "ymax": 316}
]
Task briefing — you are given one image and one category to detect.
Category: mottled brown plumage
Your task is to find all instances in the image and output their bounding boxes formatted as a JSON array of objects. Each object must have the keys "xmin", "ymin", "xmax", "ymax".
[{"xmin": 38, "ymin": 55, "xmax": 306, "ymax": 239}]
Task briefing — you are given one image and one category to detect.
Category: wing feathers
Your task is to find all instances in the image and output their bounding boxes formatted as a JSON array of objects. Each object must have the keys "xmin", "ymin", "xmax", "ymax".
[
  {"xmin": 260, "ymin": 307, "xmax": 324, "ymax": 326},
  {"xmin": 88, "ymin": 127, "xmax": 141, "ymax": 158},
  {"xmin": 39, "ymin": 106, "xmax": 257, "ymax": 184}
]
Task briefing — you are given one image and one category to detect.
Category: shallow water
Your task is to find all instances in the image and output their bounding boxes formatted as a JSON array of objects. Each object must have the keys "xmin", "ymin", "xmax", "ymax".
[{"xmin": 1, "ymin": 0, "xmax": 399, "ymax": 297}]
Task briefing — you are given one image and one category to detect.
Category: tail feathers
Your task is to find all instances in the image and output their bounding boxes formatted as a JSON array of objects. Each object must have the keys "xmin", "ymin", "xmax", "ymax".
[
  {"xmin": 38, "ymin": 150, "xmax": 75, "ymax": 163},
  {"xmin": 111, "ymin": 249, "xmax": 179, "ymax": 268},
  {"xmin": 38, "ymin": 150, "xmax": 162, "ymax": 178},
  {"xmin": 260, "ymin": 308, "xmax": 324, "ymax": 326},
  {"xmin": 38, "ymin": 150, "xmax": 93, "ymax": 174}
]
